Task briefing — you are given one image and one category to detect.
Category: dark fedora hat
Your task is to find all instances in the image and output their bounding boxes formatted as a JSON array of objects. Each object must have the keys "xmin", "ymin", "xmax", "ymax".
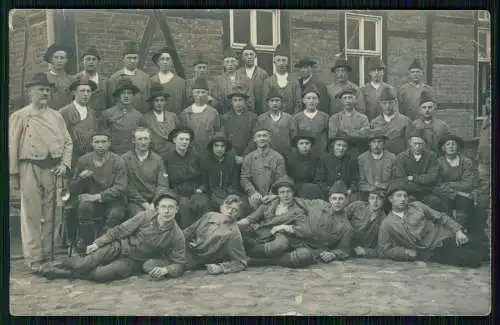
[
  {"xmin": 223, "ymin": 47, "xmax": 238, "ymax": 59},
  {"xmin": 330, "ymin": 131, "xmax": 352, "ymax": 145},
  {"xmin": 274, "ymin": 44, "xmax": 289, "ymax": 58},
  {"xmin": 148, "ymin": 83, "xmax": 170, "ymax": 101},
  {"xmin": 152, "ymin": 47, "xmax": 175, "ymax": 64},
  {"xmin": 294, "ymin": 57, "xmax": 317, "ymax": 68},
  {"xmin": 367, "ymin": 128, "xmax": 389, "ymax": 142},
  {"xmin": 112, "ymin": 77, "xmax": 140, "ymax": 97},
  {"xmin": 122, "ymin": 40, "xmax": 139, "ymax": 57},
  {"xmin": 207, "ymin": 132, "xmax": 233, "ymax": 152},
  {"xmin": 386, "ymin": 179, "xmax": 415, "ymax": 198},
  {"xmin": 407, "ymin": 128, "xmax": 426, "ymax": 142},
  {"xmin": 69, "ymin": 76, "xmax": 98, "ymax": 92},
  {"xmin": 331, "ymin": 54, "xmax": 351, "ymax": 72},
  {"xmin": 378, "ymin": 86, "xmax": 396, "ymax": 102},
  {"xmin": 369, "ymin": 186, "xmax": 387, "ymax": 198},
  {"xmin": 192, "ymin": 77, "xmax": 210, "ymax": 91},
  {"xmin": 44, "ymin": 43, "xmax": 72, "ymax": 63},
  {"xmin": 271, "ymin": 175, "xmax": 296, "ymax": 195},
  {"xmin": 153, "ymin": 189, "xmax": 179, "ymax": 206},
  {"xmin": 168, "ymin": 127, "xmax": 195, "ymax": 143},
  {"xmin": 91, "ymin": 129, "xmax": 112, "ymax": 139},
  {"xmin": 408, "ymin": 58, "xmax": 423, "ymax": 71},
  {"xmin": 366, "ymin": 57, "xmax": 385, "ymax": 71},
  {"xmin": 242, "ymin": 43, "xmax": 257, "ymax": 54},
  {"xmin": 227, "ymin": 85, "xmax": 250, "ymax": 100},
  {"xmin": 193, "ymin": 54, "xmax": 208, "ymax": 66},
  {"xmin": 419, "ymin": 90, "xmax": 436, "ymax": 106},
  {"xmin": 80, "ymin": 45, "xmax": 101, "ymax": 61},
  {"xmin": 438, "ymin": 132, "xmax": 464, "ymax": 151},
  {"xmin": 292, "ymin": 132, "xmax": 316, "ymax": 148},
  {"xmin": 302, "ymin": 84, "xmax": 321, "ymax": 98},
  {"xmin": 25, "ymin": 73, "xmax": 55, "ymax": 88},
  {"xmin": 266, "ymin": 87, "xmax": 283, "ymax": 102}
]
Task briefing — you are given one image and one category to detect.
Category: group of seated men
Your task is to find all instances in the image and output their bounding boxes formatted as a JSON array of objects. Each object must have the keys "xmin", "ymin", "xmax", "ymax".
[{"xmin": 11, "ymin": 43, "xmax": 490, "ymax": 282}]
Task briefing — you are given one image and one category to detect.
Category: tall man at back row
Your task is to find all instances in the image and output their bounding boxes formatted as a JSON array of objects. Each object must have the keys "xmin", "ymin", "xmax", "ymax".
[{"xmin": 9, "ymin": 73, "xmax": 73, "ymax": 272}]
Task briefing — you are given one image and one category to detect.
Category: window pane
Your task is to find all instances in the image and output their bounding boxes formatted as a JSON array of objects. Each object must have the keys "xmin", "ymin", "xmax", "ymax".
[
  {"xmin": 256, "ymin": 11, "xmax": 274, "ymax": 46},
  {"xmin": 346, "ymin": 55, "xmax": 360, "ymax": 86},
  {"xmin": 478, "ymin": 31, "xmax": 488, "ymax": 59},
  {"xmin": 346, "ymin": 18, "xmax": 359, "ymax": 50},
  {"xmin": 363, "ymin": 20, "xmax": 377, "ymax": 51},
  {"xmin": 256, "ymin": 52, "xmax": 274, "ymax": 76},
  {"xmin": 233, "ymin": 10, "xmax": 250, "ymax": 44}
]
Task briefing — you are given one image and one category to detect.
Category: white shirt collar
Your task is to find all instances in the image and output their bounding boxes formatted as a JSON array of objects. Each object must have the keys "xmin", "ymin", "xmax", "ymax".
[
  {"xmin": 392, "ymin": 210, "xmax": 405, "ymax": 219},
  {"xmin": 245, "ymin": 65, "xmax": 256, "ymax": 79},
  {"xmin": 302, "ymin": 75, "xmax": 313, "ymax": 85},
  {"xmin": 304, "ymin": 110, "xmax": 318, "ymax": 119},
  {"xmin": 86, "ymin": 72, "xmax": 99, "ymax": 84},
  {"xmin": 371, "ymin": 152, "xmax": 384, "ymax": 160},
  {"xmin": 276, "ymin": 72, "xmax": 289, "ymax": 88},
  {"xmin": 154, "ymin": 110, "xmax": 164, "ymax": 122},
  {"xmin": 446, "ymin": 156, "xmax": 460, "ymax": 167},
  {"xmin": 270, "ymin": 111, "xmax": 282, "ymax": 121},
  {"xmin": 136, "ymin": 150, "xmax": 149, "ymax": 162},
  {"xmin": 192, "ymin": 103, "xmax": 207, "ymax": 113},
  {"xmin": 158, "ymin": 71, "xmax": 174, "ymax": 84},
  {"xmin": 73, "ymin": 100, "xmax": 88, "ymax": 120},
  {"xmin": 413, "ymin": 153, "xmax": 422, "ymax": 161},
  {"xmin": 370, "ymin": 81, "xmax": 382, "ymax": 89},
  {"xmin": 123, "ymin": 68, "xmax": 137, "ymax": 76},
  {"xmin": 383, "ymin": 113, "xmax": 396, "ymax": 122}
]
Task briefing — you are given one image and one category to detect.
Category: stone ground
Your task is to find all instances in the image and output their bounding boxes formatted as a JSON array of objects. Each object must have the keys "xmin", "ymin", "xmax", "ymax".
[{"xmin": 9, "ymin": 240, "xmax": 491, "ymax": 316}]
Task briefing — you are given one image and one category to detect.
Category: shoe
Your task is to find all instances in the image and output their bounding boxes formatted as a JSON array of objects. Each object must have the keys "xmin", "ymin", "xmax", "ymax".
[
  {"xmin": 27, "ymin": 262, "xmax": 43, "ymax": 274},
  {"xmin": 39, "ymin": 263, "xmax": 73, "ymax": 279}
]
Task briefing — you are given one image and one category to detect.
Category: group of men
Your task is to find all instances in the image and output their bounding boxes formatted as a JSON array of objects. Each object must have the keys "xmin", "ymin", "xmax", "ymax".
[{"xmin": 9, "ymin": 39, "xmax": 491, "ymax": 282}]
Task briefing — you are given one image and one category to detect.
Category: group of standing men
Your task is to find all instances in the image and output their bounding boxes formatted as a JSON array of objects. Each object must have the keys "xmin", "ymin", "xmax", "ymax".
[{"xmin": 9, "ymin": 39, "xmax": 491, "ymax": 282}]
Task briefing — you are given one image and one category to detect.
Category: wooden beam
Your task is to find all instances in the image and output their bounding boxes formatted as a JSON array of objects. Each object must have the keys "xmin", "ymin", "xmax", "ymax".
[
  {"xmin": 433, "ymin": 57, "xmax": 475, "ymax": 66},
  {"xmin": 426, "ymin": 12, "xmax": 434, "ymax": 86},
  {"xmin": 473, "ymin": 11, "xmax": 479, "ymax": 136},
  {"xmin": 153, "ymin": 11, "xmax": 185, "ymax": 79},
  {"xmin": 54, "ymin": 9, "xmax": 78, "ymax": 74},
  {"xmin": 292, "ymin": 18, "xmax": 339, "ymax": 31},
  {"xmin": 434, "ymin": 15, "xmax": 474, "ymax": 26},
  {"xmin": 221, "ymin": 9, "xmax": 230, "ymax": 49},
  {"xmin": 381, "ymin": 11, "xmax": 388, "ymax": 83},
  {"xmin": 138, "ymin": 14, "xmax": 158, "ymax": 69},
  {"xmin": 280, "ymin": 10, "xmax": 292, "ymax": 72},
  {"xmin": 386, "ymin": 30, "xmax": 427, "ymax": 40}
]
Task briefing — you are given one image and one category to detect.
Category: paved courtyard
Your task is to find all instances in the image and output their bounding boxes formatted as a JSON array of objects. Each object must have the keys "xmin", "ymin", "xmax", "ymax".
[{"xmin": 9, "ymin": 255, "xmax": 490, "ymax": 316}]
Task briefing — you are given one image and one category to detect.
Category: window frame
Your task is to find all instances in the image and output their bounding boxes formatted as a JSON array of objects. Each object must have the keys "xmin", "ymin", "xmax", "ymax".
[
  {"xmin": 478, "ymin": 10, "xmax": 490, "ymax": 22},
  {"xmin": 477, "ymin": 27, "xmax": 491, "ymax": 62},
  {"xmin": 229, "ymin": 9, "xmax": 281, "ymax": 52},
  {"xmin": 344, "ymin": 12, "xmax": 383, "ymax": 85}
]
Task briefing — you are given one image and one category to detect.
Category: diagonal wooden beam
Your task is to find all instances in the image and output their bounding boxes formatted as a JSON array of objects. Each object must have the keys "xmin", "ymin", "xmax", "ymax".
[
  {"xmin": 153, "ymin": 10, "xmax": 185, "ymax": 78},
  {"xmin": 138, "ymin": 14, "xmax": 158, "ymax": 69}
]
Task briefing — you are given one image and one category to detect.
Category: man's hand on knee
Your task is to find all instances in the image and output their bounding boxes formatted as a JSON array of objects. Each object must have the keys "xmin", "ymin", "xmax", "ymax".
[{"xmin": 149, "ymin": 266, "xmax": 169, "ymax": 279}]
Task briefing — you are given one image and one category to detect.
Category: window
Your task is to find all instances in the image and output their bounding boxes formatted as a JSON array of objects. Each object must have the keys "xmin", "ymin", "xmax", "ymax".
[
  {"xmin": 478, "ymin": 10, "xmax": 490, "ymax": 22},
  {"xmin": 476, "ymin": 25, "xmax": 491, "ymax": 123},
  {"xmin": 477, "ymin": 28, "xmax": 491, "ymax": 61},
  {"xmin": 229, "ymin": 10, "xmax": 281, "ymax": 75},
  {"xmin": 344, "ymin": 12, "xmax": 383, "ymax": 85}
]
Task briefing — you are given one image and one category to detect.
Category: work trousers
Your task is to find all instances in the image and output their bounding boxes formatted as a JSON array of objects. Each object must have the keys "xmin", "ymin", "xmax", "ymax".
[
  {"xmin": 19, "ymin": 161, "xmax": 63, "ymax": 267},
  {"xmin": 430, "ymin": 237, "xmax": 485, "ymax": 268},
  {"xmin": 77, "ymin": 200, "xmax": 126, "ymax": 247},
  {"xmin": 177, "ymin": 193, "xmax": 211, "ymax": 229},
  {"xmin": 295, "ymin": 183, "xmax": 324, "ymax": 200}
]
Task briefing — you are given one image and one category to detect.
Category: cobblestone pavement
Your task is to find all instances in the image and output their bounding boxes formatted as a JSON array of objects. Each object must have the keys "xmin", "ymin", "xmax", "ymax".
[{"xmin": 9, "ymin": 257, "xmax": 490, "ymax": 316}]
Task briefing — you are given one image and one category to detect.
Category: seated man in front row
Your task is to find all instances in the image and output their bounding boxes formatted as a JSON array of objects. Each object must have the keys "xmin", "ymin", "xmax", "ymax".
[
  {"xmin": 38, "ymin": 190, "xmax": 187, "ymax": 282},
  {"xmin": 183, "ymin": 195, "xmax": 248, "ymax": 275},
  {"xmin": 68, "ymin": 131, "xmax": 127, "ymax": 251},
  {"xmin": 122, "ymin": 127, "xmax": 170, "ymax": 218},
  {"xmin": 377, "ymin": 180, "xmax": 487, "ymax": 267}
]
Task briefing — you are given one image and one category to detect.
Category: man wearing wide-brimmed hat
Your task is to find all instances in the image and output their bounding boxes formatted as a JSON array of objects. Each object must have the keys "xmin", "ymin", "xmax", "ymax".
[
  {"xmin": 43, "ymin": 43, "xmax": 75, "ymax": 110},
  {"xmin": 253, "ymin": 86, "xmax": 297, "ymax": 157},
  {"xmin": 212, "ymin": 48, "xmax": 255, "ymax": 114},
  {"xmin": 237, "ymin": 43, "xmax": 269, "ymax": 114},
  {"xmin": 38, "ymin": 189, "xmax": 188, "ymax": 282},
  {"xmin": 9, "ymin": 72, "xmax": 73, "ymax": 272},
  {"xmin": 161, "ymin": 127, "xmax": 211, "ymax": 229},
  {"xmin": 320, "ymin": 131, "xmax": 359, "ymax": 201},
  {"xmin": 286, "ymin": 131, "xmax": 324, "ymax": 200},
  {"xmin": 397, "ymin": 58, "xmax": 436, "ymax": 121},
  {"xmin": 421, "ymin": 133, "xmax": 487, "ymax": 241},
  {"xmin": 60, "ymin": 76, "xmax": 99, "ymax": 169},
  {"xmin": 412, "ymin": 90, "xmax": 451, "ymax": 154},
  {"xmin": 221, "ymin": 84, "xmax": 258, "ymax": 160},
  {"xmin": 122, "ymin": 127, "xmax": 170, "ymax": 219},
  {"xmin": 356, "ymin": 56, "xmax": 396, "ymax": 122},
  {"xmin": 68, "ymin": 130, "xmax": 127, "ymax": 252},
  {"xmin": 240, "ymin": 126, "xmax": 286, "ymax": 210},
  {"xmin": 346, "ymin": 186, "xmax": 387, "ymax": 258},
  {"xmin": 294, "ymin": 56, "xmax": 330, "ymax": 114},
  {"xmin": 261, "ymin": 44, "xmax": 302, "ymax": 115},
  {"xmin": 390, "ymin": 128, "xmax": 439, "ymax": 201},
  {"xmin": 292, "ymin": 84, "xmax": 330, "ymax": 157},
  {"xmin": 357, "ymin": 128, "xmax": 396, "ymax": 198},
  {"xmin": 100, "ymin": 77, "xmax": 146, "ymax": 154},
  {"xmin": 200, "ymin": 132, "xmax": 242, "ymax": 208},
  {"xmin": 186, "ymin": 54, "xmax": 218, "ymax": 107},
  {"xmin": 377, "ymin": 180, "xmax": 485, "ymax": 267},
  {"xmin": 179, "ymin": 77, "xmax": 222, "ymax": 154},
  {"xmin": 371, "ymin": 86, "xmax": 413, "ymax": 155},
  {"xmin": 108, "ymin": 41, "xmax": 151, "ymax": 114},
  {"xmin": 142, "ymin": 83, "xmax": 180, "ymax": 157},
  {"xmin": 151, "ymin": 46, "xmax": 187, "ymax": 115},
  {"xmin": 326, "ymin": 54, "xmax": 360, "ymax": 115},
  {"xmin": 73, "ymin": 45, "xmax": 110, "ymax": 117}
]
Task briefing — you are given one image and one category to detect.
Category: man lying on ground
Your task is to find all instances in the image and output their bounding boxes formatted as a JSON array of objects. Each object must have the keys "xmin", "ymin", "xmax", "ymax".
[
  {"xmin": 38, "ymin": 190, "xmax": 187, "ymax": 282},
  {"xmin": 183, "ymin": 195, "xmax": 248, "ymax": 275}
]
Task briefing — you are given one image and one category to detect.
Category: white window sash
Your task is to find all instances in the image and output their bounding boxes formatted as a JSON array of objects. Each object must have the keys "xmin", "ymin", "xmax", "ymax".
[
  {"xmin": 478, "ymin": 10, "xmax": 490, "ymax": 22},
  {"xmin": 478, "ymin": 28, "xmax": 491, "ymax": 62},
  {"xmin": 230, "ymin": 10, "xmax": 280, "ymax": 49}
]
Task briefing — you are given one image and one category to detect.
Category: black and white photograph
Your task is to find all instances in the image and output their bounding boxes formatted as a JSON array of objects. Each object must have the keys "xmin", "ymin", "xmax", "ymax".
[{"xmin": 8, "ymin": 9, "xmax": 491, "ymax": 316}]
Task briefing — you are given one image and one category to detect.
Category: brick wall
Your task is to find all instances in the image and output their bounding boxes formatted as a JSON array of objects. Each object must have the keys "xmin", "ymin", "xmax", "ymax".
[
  {"xmin": 9, "ymin": 9, "xmax": 49, "ymax": 111},
  {"xmin": 435, "ymin": 109, "xmax": 475, "ymax": 139},
  {"xmin": 432, "ymin": 21, "xmax": 475, "ymax": 59},
  {"xmin": 387, "ymin": 10, "xmax": 426, "ymax": 32},
  {"xmin": 386, "ymin": 37, "xmax": 427, "ymax": 87}
]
